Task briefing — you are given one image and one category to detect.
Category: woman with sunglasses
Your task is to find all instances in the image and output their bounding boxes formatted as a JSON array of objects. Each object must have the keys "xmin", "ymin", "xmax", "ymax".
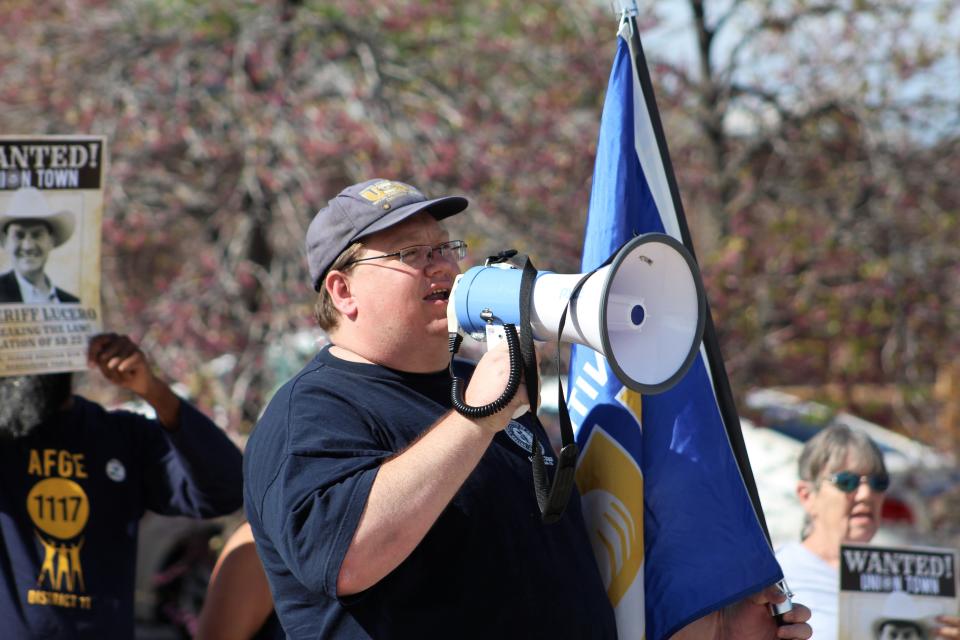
[{"xmin": 776, "ymin": 424, "xmax": 960, "ymax": 639}]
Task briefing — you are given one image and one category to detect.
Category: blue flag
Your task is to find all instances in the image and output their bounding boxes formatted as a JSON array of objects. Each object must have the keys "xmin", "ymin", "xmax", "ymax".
[{"xmin": 569, "ymin": 29, "xmax": 783, "ymax": 640}]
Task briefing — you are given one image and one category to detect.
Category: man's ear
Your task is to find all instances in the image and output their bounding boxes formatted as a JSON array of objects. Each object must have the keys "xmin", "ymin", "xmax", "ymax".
[{"xmin": 325, "ymin": 270, "xmax": 357, "ymax": 319}]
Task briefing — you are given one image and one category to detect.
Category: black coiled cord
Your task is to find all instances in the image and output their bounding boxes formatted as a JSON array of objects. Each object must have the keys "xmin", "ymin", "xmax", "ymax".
[{"xmin": 449, "ymin": 324, "xmax": 523, "ymax": 417}]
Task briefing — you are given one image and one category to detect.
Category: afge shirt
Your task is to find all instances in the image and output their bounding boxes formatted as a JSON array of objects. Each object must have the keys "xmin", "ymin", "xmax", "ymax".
[{"xmin": 0, "ymin": 396, "xmax": 243, "ymax": 639}]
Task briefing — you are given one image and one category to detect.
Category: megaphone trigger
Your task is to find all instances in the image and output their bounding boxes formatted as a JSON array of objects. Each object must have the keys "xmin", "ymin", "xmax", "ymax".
[{"xmin": 484, "ymin": 323, "xmax": 509, "ymax": 349}]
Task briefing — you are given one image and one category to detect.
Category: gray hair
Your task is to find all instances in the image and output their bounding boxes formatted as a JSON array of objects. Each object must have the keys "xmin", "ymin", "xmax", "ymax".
[{"xmin": 797, "ymin": 423, "xmax": 887, "ymax": 540}]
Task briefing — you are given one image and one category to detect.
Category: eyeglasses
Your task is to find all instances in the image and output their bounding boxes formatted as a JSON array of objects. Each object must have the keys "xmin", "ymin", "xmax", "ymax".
[
  {"xmin": 827, "ymin": 470, "xmax": 890, "ymax": 493},
  {"xmin": 344, "ymin": 240, "xmax": 467, "ymax": 270}
]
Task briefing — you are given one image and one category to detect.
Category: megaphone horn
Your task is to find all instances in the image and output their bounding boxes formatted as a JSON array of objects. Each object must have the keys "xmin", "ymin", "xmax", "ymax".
[{"xmin": 448, "ymin": 232, "xmax": 706, "ymax": 394}]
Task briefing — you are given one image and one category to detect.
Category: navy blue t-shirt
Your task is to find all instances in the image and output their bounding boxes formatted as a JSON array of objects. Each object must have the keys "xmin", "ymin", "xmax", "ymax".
[
  {"xmin": 244, "ymin": 346, "xmax": 617, "ymax": 639},
  {"xmin": 0, "ymin": 396, "xmax": 243, "ymax": 639}
]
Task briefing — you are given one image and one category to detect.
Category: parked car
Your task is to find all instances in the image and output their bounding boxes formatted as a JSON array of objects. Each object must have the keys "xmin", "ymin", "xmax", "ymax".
[
  {"xmin": 134, "ymin": 512, "xmax": 240, "ymax": 639},
  {"xmin": 742, "ymin": 388, "xmax": 960, "ymax": 549},
  {"xmin": 540, "ymin": 377, "xmax": 959, "ymax": 549}
]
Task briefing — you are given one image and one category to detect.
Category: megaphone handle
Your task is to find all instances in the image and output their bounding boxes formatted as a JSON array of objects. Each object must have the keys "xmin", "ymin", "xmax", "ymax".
[{"xmin": 450, "ymin": 324, "xmax": 523, "ymax": 418}]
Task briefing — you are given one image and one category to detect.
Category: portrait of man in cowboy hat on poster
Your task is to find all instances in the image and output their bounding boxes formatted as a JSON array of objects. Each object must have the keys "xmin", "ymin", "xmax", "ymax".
[{"xmin": 0, "ymin": 187, "xmax": 79, "ymax": 304}]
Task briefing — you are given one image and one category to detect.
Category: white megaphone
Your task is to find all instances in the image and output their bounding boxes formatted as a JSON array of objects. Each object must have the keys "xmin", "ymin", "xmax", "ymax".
[{"xmin": 447, "ymin": 233, "xmax": 705, "ymax": 394}]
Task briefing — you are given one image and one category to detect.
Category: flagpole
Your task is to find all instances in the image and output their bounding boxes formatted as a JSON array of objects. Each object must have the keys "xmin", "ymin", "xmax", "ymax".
[{"xmin": 616, "ymin": 4, "xmax": 774, "ymax": 546}]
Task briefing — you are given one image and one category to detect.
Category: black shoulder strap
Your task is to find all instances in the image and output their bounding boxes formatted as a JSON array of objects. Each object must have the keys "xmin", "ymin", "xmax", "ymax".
[
  {"xmin": 516, "ymin": 256, "xmax": 579, "ymax": 524},
  {"xmin": 516, "ymin": 242, "xmax": 625, "ymax": 523}
]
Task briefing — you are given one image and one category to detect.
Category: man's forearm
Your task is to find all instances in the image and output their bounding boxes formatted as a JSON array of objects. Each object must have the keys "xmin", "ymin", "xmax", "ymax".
[
  {"xmin": 336, "ymin": 411, "xmax": 497, "ymax": 595},
  {"xmin": 139, "ymin": 377, "xmax": 182, "ymax": 431}
]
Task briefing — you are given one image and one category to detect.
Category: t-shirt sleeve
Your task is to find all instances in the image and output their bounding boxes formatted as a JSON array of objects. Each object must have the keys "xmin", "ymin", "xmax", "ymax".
[
  {"xmin": 255, "ymin": 380, "xmax": 391, "ymax": 599},
  {"xmin": 139, "ymin": 400, "xmax": 244, "ymax": 517}
]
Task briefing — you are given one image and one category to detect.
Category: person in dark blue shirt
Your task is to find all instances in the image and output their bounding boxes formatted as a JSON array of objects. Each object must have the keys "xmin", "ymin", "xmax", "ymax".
[
  {"xmin": 0, "ymin": 333, "xmax": 243, "ymax": 639},
  {"xmin": 244, "ymin": 179, "xmax": 812, "ymax": 639}
]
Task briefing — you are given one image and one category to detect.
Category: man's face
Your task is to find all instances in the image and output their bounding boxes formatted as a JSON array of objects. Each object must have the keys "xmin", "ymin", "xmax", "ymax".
[
  {"xmin": 2, "ymin": 220, "xmax": 55, "ymax": 278},
  {"xmin": 878, "ymin": 621, "xmax": 924, "ymax": 640},
  {"xmin": 341, "ymin": 212, "xmax": 459, "ymax": 365}
]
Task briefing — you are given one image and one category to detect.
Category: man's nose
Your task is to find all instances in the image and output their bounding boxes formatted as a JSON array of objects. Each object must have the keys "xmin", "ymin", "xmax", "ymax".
[{"xmin": 424, "ymin": 253, "xmax": 458, "ymax": 276}]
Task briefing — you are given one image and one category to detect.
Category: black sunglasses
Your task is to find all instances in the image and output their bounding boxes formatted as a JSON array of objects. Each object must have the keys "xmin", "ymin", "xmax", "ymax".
[{"xmin": 827, "ymin": 470, "xmax": 890, "ymax": 493}]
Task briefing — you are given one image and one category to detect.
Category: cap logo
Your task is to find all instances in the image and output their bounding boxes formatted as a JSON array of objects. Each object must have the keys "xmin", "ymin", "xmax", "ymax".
[{"xmin": 358, "ymin": 180, "xmax": 416, "ymax": 206}]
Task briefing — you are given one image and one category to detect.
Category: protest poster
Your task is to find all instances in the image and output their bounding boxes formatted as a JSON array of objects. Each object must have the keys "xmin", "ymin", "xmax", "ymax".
[
  {"xmin": 0, "ymin": 135, "xmax": 105, "ymax": 376},
  {"xmin": 839, "ymin": 542, "xmax": 959, "ymax": 639}
]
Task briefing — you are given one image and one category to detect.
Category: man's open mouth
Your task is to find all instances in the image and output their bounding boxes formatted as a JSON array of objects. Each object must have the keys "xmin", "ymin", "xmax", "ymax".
[{"xmin": 424, "ymin": 288, "xmax": 450, "ymax": 301}]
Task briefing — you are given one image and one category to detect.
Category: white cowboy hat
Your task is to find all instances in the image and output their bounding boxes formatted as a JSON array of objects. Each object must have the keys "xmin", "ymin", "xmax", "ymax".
[
  {"xmin": 871, "ymin": 589, "xmax": 939, "ymax": 638},
  {"xmin": 0, "ymin": 187, "xmax": 76, "ymax": 247}
]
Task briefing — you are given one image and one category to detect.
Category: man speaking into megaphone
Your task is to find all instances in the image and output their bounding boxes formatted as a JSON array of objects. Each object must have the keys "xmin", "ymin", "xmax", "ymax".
[{"xmin": 242, "ymin": 178, "xmax": 811, "ymax": 639}]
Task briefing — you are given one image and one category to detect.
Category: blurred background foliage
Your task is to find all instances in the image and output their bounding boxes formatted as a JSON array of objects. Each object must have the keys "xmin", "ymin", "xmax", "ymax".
[{"xmin": 2, "ymin": 0, "xmax": 958, "ymax": 455}]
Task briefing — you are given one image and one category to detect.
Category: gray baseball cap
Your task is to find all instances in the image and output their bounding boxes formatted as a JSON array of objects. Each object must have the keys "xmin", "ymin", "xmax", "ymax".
[{"xmin": 306, "ymin": 179, "xmax": 468, "ymax": 290}]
